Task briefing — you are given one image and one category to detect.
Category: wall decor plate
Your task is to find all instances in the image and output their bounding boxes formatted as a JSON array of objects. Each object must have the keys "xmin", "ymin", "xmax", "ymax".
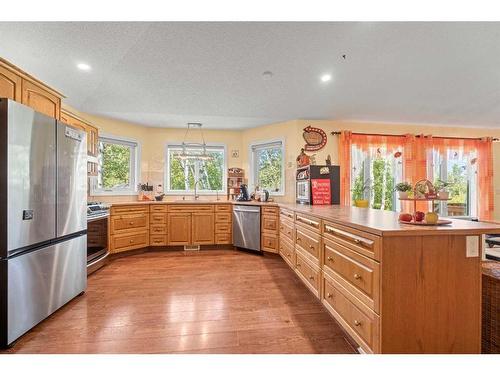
[{"xmin": 303, "ymin": 125, "xmax": 327, "ymax": 151}]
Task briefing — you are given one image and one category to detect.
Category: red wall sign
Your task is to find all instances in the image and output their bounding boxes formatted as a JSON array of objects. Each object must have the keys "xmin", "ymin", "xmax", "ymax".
[{"xmin": 311, "ymin": 178, "xmax": 331, "ymax": 205}]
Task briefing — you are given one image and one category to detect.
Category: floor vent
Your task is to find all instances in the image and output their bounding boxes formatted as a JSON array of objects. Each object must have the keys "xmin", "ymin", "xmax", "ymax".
[{"xmin": 184, "ymin": 245, "xmax": 200, "ymax": 251}]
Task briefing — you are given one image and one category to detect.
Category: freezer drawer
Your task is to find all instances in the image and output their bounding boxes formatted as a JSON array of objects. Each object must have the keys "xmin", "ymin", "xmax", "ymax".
[{"xmin": 1, "ymin": 234, "xmax": 87, "ymax": 346}]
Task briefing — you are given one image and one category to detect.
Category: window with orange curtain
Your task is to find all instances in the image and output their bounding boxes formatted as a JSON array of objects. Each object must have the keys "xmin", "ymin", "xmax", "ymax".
[{"xmin": 350, "ymin": 134, "xmax": 405, "ymax": 211}]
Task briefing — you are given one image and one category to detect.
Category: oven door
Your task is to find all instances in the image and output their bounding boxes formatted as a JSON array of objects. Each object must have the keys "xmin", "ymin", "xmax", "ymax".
[
  {"xmin": 87, "ymin": 215, "xmax": 108, "ymax": 263},
  {"xmin": 296, "ymin": 180, "xmax": 310, "ymax": 203}
]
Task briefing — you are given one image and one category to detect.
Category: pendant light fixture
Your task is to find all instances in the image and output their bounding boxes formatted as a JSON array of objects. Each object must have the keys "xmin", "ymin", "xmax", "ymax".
[{"xmin": 178, "ymin": 122, "xmax": 213, "ymax": 161}]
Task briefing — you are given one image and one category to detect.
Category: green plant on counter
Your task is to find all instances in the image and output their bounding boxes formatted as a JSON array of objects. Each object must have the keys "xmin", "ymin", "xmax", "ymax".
[{"xmin": 395, "ymin": 182, "xmax": 413, "ymax": 192}]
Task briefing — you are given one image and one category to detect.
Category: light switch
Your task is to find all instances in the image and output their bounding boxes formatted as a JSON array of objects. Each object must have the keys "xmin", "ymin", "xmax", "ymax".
[{"xmin": 466, "ymin": 236, "xmax": 479, "ymax": 257}]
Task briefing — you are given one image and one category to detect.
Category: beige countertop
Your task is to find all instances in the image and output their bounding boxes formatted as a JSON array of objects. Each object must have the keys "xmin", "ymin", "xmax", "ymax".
[
  {"xmin": 108, "ymin": 199, "xmax": 278, "ymax": 206},
  {"xmin": 277, "ymin": 203, "xmax": 500, "ymax": 237}
]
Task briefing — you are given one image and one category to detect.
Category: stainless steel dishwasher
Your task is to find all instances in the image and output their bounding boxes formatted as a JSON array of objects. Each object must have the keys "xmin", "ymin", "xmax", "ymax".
[{"xmin": 233, "ymin": 205, "xmax": 261, "ymax": 252}]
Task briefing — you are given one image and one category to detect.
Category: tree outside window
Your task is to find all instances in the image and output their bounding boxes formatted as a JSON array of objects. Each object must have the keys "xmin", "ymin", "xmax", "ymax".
[{"xmin": 251, "ymin": 141, "xmax": 284, "ymax": 195}]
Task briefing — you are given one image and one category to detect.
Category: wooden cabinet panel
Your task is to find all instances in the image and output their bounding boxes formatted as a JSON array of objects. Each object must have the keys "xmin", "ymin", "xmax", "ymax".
[
  {"xmin": 169, "ymin": 204, "xmax": 214, "ymax": 213},
  {"xmin": 322, "ymin": 272, "xmax": 380, "ymax": 353},
  {"xmin": 295, "ymin": 213, "xmax": 321, "ymax": 233},
  {"xmin": 150, "ymin": 224, "xmax": 166, "ymax": 235},
  {"xmin": 0, "ymin": 65, "xmax": 21, "ymax": 101},
  {"xmin": 111, "ymin": 231, "xmax": 149, "ymax": 253},
  {"xmin": 111, "ymin": 213, "xmax": 148, "ymax": 233},
  {"xmin": 192, "ymin": 213, "xmax": 215, "ymax": 245},
  {"xmin": 150, "ymin": 205, "xmax": 167, "ymax": 213},
  {"xmin": 279, "ymin": 208, "xmax": 295, "ymax": 221},
  {"xmin": 167, "ymin": 213, "xmax": 191, "ymax": 245},
  {"xmin": 279, "ymin": 236, "xmax": 295, "ymax": 268},
  {"xmin": 215, "ymin": 204, "xmax": 231, "ymax": 212},
  {"xmin": 21, "ymin": 79, "xmax": 60, "ymax": 119},
  {"xmin": 150, "ymin": 234, "xmax": 167, "ymax": 246},
  {"xmin": 215, "ymin": 222, "xmax": 231, "ymax": 233},
  {"xmin": 110, "ymin": 205, "xmax": 149, "ymax": 215},
  {"xmin": 87, "ymin": 124, "xmax": 98, "ymax": 157},
  {"xmin": 262, "ymin": 206, "xmax": 279, "ymax": 215},
  {"xmin": 295, "ymin": 251, "xmax": 321, "ymax": 298},
  {"xmin": 323, "ymin": 220, "xmax": 381, "ymax": 261},
  {"xmin": 323, "ymin": 238, "xmax": 380, "ymax": 313},
  {"xmin": 215, "ymin": 213, "xmax": 231, "ymax": 223},
  {"xmin": 279, "ymin": 218, "xmax": 294, "ymax": 242},
  {"xmin": 261, "ymin": 232, "xmax": 278, "ymax": 253},
  {"xmin": 262, "ymin": 214, "xmax": 278, "ymax": 232},
  {"xmin": 150, "ymin": 213, "xmax": 166, "ymax": 224},
  {"xmin": 295, "ymin": 226, "xmax": 321, "ymax": 262},
  {"xmin": 215, "ymin": 233, "xmax": 232, "ymax": 244}
]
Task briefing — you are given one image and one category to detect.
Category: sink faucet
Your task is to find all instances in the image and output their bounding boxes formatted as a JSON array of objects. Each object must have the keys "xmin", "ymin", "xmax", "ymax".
[{"xmin": 194, "ymin": 180, "xmax": 201, "ymax": 200}]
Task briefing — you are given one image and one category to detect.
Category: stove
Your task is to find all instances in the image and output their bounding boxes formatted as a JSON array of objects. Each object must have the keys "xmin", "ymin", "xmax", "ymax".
[
  {"xmin": 87, "ymin": 201, "xmax": 110, "ymax": 219},
  {"xmin": 86, "ymin": 201, "xmax": 110, "ymax": 273}
]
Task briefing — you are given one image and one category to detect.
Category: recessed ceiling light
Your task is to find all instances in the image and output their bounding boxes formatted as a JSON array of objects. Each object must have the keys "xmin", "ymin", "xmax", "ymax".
[
  {"xmin": 262, "ymin": 71, "xmax": 273, "ymax": 80},
  {"xmin": 320, "ymin": 74, "xmax": 332, "ymax": 83},
  {"xmin": 77, "ymin": 63, "xmax": 91, "ymax": 71}
]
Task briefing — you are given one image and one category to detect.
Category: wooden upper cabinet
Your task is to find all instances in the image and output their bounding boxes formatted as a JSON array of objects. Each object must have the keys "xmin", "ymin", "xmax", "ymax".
[
  {"xmin": 21, "ymin": 79, "xmax": 61, "ymax": 119},
  {"xmin": 61, "ymin": 109, "xmax": 100, "ymax": 158},
  {"xmin": 192, "ymin": 213, "xmax": 215, "ymax": 245},
  {"xmin": 0, "ymin": 64, "xmax": 22, "ymax": 101}
]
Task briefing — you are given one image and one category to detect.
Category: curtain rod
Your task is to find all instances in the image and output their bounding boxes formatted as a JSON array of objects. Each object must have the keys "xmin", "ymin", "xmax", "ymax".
[{"xmin": 330, "ymin": 131, "xmax": 499, "ymax": 142}]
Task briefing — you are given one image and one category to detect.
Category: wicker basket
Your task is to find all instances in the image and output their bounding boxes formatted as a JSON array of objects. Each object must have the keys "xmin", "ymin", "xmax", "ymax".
[{"xmin": 482, "ymin": 261, "xmax": 500, "ymax": 353}]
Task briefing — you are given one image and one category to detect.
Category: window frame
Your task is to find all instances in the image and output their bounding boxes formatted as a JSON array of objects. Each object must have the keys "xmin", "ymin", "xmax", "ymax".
[
  {"xmin": 249, "ymin": 139, "xmax": 286, "ymax": 196},
  {"xmin": 164, "ymin": 143, "xmax": 227, "ymax": 195},
  {"xmin": 91, "ymin": 133, "xmax": 141, "ymax": 196}
]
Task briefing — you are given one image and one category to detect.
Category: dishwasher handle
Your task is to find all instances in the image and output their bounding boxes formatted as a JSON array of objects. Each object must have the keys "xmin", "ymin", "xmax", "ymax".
[{"xmin": 233, "ymin": 205, "xmax": 260, "ymax": 213}]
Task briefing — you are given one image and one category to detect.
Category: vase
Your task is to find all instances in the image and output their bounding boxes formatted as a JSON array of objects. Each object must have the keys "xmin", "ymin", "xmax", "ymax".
[
  {"xmin": 354, "ymin": 199, "xmax": 369, "ymax": 208},
  {"xmin": 398, "ymin": 191, "xmax": 408, "ymax": 199}
]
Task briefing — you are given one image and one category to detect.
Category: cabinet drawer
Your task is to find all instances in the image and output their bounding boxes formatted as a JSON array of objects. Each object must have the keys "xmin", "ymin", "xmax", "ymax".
[
  {"xmin": 262, "ymin": 214, "xmax": 278, "ymax": 232},
  {"xmin": 111, "ymin": 205, "xmax": 149, "ymax": 215},
  {"xmin": 111, "ymin": 231, "xmax": 149, "ymax": 253},
  {"xmin": 169, "ymin": 204, "xmax": 214, "ymax": 212},
  {"xmin": 279, "ymin": 236, "xmax": 295, "ymax": 268},
  {"xmin": 150, "ymin": 205, "xmax": 167, "ymax": 212},
  {"xmin": 262, "ymin": 206, "xmax": 279, "ymax": 215},
  {"xmin": 295, "ymin": 226, "xmax": 321, "ymax": 262},
  {"xmin": 150, "ymin": 234, "xmax": 167, "ymax": 246},
  {"xmin": 323, "ymin": 220, "xmax": 381, "ymax": 261},
  {"xmin": 261, "ymin": 233, "xmax": 278, "ymax": 252},
  {"xmin": 322, "ymin": 273, "xmax": 380, "ymax": 353},
  {"xmin": 279, "ymin": 219, "xmax": 294, "ymax": 242},
  {"xmin": 295, "ymin": 251, "xmax": 321, "ymax": 298},
  {"xmin": 111, "ymin": 214, "xmax": 148, "ymax": 232},
  {"xmin": 215, "ymin": 213, "xmax": 231, "ymax": 223},
  {"xmin": 279, "ymin": 207, "xmax": 295, "ymax": 221},
  {"xmin": 215, "ymin": 233, "xmax": 232, "ymax": 244},
  {"xmin": 295, "ymin": 213, "xmax": 321, "ymax": 233},
  {"xmin": 323, "ymin": 238, "xmax": 380, "ymax": 313},
  {"xmin": 215, "ymin": 204, "xmax": 232, "ymax": 212},
  {"xmin": 150, "ymin": 213, "xmax": 166, "ymax": 224},
  {"xmin": 215, "ymin": 222, "xmax": 231, "ymax": 233},
  {"xmin": 150, "ymin": 224, "xmax": 166, "ymax": 235}
]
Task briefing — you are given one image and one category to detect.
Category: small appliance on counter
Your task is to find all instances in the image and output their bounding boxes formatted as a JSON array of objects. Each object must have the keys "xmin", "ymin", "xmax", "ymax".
[
  {"xmin": 296, "ymin": 165, "xmax": 340, "ymax": 205},
  {"xmin": 236, "ymin": 184, "xmax": 251, "ymax": 201}
]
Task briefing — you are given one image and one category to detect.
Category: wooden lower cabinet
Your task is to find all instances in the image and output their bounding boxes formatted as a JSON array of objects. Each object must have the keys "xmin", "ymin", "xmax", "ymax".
[
  {"xmin": 295, "ymin": 250, "xmax": 321, "ymax": 298},
  {"xmin": 192, "ymin": 212, "xmax": 215, "ymax": 245},
  {"xmin": 261, "ymin": 205, "xmax": 279, "ymax": 253},
  {"xmin": 110, "ymin": 231, "xmax": 149, "ymax": 254},
  {"xmin": 167, "ymin": 213, "xmax": 192, "ymax": 245}
]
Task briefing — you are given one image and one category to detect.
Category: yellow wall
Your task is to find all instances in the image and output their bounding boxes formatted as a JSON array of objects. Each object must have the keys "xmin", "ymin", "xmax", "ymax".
[{"xmin": 66, "ymin": 104, "xmax": 500, "ymax": 219}]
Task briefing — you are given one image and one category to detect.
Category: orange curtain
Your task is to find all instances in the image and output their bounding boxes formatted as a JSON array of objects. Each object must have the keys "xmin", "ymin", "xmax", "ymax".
[
  {"xmin": 339, "ymin": 131, "xmax": 352, "ymax": 206},
  {"xmin": 477, "ymin": 137, "xmax": 494, "ymax": 220}
]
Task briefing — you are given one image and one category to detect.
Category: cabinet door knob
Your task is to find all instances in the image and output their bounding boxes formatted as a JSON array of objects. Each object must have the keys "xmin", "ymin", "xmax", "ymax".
[
  {"xmin": 326, "ymin": 293, "xmax": 332, "ymax": 298},
  {"xmin": 327, "ymin": 256, "xmax": 333, "ymax": 262},
  {"xmin": 297, "ymin": 237, "xmax": 302, "ymax": 242},
  {"xmin": 309, "ymin": 245, "xmax": 314, "ymax": 249},
  {"xmin": 354, "ymin": 273, "xmax": 361, "ymax": 280},
  {"xmin": 129, "ymin": 239, "xmax": 134, "ymax": 243},
  {"xmin": 129, "ymin": 221, "xmax": 134, "ymax": 225},
  {"xmin": 297, "ymin": 263, "xmax": 301, "ymax": 267},
  {"xmin": 354, "ymin": 320, "xmax": 361, "ymax": 327},
  {"xmin": 354, "ymin": 239, "xmax": 361, "ymax": 244},
  {"xmin": 308, "ymin": 276, "xmax": 314, "ymax": 280}
]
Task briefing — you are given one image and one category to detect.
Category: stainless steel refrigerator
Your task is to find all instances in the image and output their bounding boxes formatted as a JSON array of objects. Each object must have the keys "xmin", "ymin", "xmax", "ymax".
[{"xmin": 0, "ymin": 99, "xmax": 87, "ymax": 348}]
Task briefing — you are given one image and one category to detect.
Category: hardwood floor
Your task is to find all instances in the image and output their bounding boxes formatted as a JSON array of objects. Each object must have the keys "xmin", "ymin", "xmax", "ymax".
[{"xmin": 3, "ymin": 250, "xmax": 357, "ymax": 354}]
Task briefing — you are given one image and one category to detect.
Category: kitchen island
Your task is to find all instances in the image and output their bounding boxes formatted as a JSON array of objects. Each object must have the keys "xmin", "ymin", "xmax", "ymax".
[{"xmin": 277, "ymin": 203, "xmax": 500, "ymax": 354}]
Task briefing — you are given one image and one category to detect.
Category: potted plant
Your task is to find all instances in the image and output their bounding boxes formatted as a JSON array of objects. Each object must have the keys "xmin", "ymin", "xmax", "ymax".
[
  {"xmin": 435, "ymin": 179, "xmax": 451, "ymax": 200},
  {"xmin": 395, "ymin": 182, "xmax": 413, "ymax": 199},
  {"xmin": 352, "ymin": 177, "xmax": 372, "ymax": 208}
]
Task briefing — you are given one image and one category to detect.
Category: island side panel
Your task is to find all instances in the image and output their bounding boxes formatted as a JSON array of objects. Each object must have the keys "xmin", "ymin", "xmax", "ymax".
[{"xmin": 381, "ymin": 234, "xmax": 481, "ymax": 353}]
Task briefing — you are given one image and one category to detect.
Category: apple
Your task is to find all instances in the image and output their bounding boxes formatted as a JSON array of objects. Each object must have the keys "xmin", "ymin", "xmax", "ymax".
[
  {"xmin": 414, "ymin": 211, "xmax": 425, "ymax": 222},
  {"xmin": 425, "ymin": 212, "xmax": 439, "ymax": 224},
  {"xmin": 399, "ymin": 213, "xmax": 413, "ymax": 222}
]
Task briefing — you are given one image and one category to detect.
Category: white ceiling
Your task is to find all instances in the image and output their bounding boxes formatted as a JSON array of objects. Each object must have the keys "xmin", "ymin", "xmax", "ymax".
[{"xmin": 1, "ymin": 22, "xmax": 500, "ymax": 129}]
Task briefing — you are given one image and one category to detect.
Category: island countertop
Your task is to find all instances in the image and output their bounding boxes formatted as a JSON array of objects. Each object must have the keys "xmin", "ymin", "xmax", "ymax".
[{"xmin": 277, "ymin": 203, "xmax": 500, "ymax": 237}]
